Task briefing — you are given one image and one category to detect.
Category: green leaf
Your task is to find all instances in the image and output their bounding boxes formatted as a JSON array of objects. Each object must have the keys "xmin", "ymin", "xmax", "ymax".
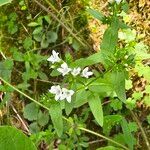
[
  {"xmin": 89, "ymin": 84, "xmax": 112, "ymax": 93},
  {"xmin": 13, "ymin": 51, "xmax": 24, "ymax": 61},
  {"xmin": 0, "ymin": 59, "xmax": 13, "ymax": 81},
  {"xmin": 44, "ymin": 16, "xmax": 51, "ymax": 24},
  {"xmin": 101, "ymin": 17, "xmax": 119, "ymax": 53},
  {"xmin": 33, "ymin": 27, "xmax": 43, "ymax": 35},
  {"xmin": 121, "ymin": 118, "xmax": 134, "ymax": 150},
  {"xmin": 37, "ymin": 111, "xmax": 49, "ymax": 126},
  {"xmin": 71, "ymin": 52, "xmax": 104, "ymax": 68},
  {"xmin": 46, "ymin": 31, "xmax": 58, "ymax": 43},
  {"xmin": 28, "ymin": 22, "xmax": 39, "ymax": 27},
  {"xmin": 38, "ymin": 71, "xmax": 48, "ymax": 80},
  {"xmin": 74, "ymin": 89, "xmax": 90, "ymax": 108},
  {"xmin": 29, "ymin": 122, "xmax": 40, "ymax": 134},
  {"xmin": 128, "ymin": 122, "xmax": 138, "ymax": 133},
  {"xmin": 41, "ymin": 35, "xmax": 49, "ymax": 48},
  {"xmin": 49, "ymin": 102, "xmax": 63, "ymax": 137},
  {"xmin": 97, "ymin": 146, "xmax": 123, "ymax": 150},
  {"xmin": 65, "ymin": 100, "xmax": 74, "ymax": 116},
  {"xmin": 23, "ymin": 103, "xmax": 39, "ymax": 121},
  {"xmin": 50, "ymin": 69, "xmax": 61, "ymax": 77},
  {"xmin": 110, "ymin": 99, "xmax": 122, "ymax": 111},
  {"xmin": 33, "ymin": 33, "xmax": 43, "ymax": 42},
  {"xmin": 72, "ymin": 39, "xmax": 81, "ymax": 51},
  {"xmin": 147, "ymin": 114, "xmax": 150, "ymax": 124},
  {"xmin": 88, "ymin": 94, "xmax": 103, "ymax": 126},
  {"xmin": 0, "ymin": 126, "xmax": 36, "ymax": 150},
  {"xmin": 23, "ymin": 37, "xmax": 33, "ymax": 50},
  {"xmin": 111, "ymin": 72, "xmax": 126, "ymax": 102},
  {"xmin": 87, "ymin": 8, "xmax": 105, "ymax": 22},
  {"xmin": 0, "ymin": 0, "xmax": 12, "ymax": 6},
  {"xmin": 103, "ymin": 115, "xmax": 123, "ymax": 136},
  {"xmin": 8, "ymin": 21, "xmax": 18, "ymax": 34}
]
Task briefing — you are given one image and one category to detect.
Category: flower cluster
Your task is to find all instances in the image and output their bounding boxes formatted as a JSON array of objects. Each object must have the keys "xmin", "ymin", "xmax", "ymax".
[
  {"xmin": 47, "ymin": 50, "xmax": 93, "ymax": 78},
  {"xmin": 47, "ymin": 50, "xmax": 94, "ymax": 103},
  {"xmin": 49, "ymin": 85, "xmax": 74, "ymax": 103}
]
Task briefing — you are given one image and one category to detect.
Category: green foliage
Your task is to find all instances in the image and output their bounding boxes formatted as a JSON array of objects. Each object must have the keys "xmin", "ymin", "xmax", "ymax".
[
  {"xmin": 110, "ymin": 98, "xmax": 122, "ymax": 111},
  {"xmin": 101, "ymin": 17, "xmax": 119, "ymax": 53},
  {"xmin": 29, "ymin": 16, "xmax": 58, "ymax": 48},
  {"xmin": 23, "ymin": 103, "xmax": 39, "ymax": 121},
  {"xmin": 120, "ymin": 118, "xmax": 135, "ymax": 150},
  {"xmin": 97, "ymin": 146, "xmax": 123, "ymax": 150},
  {"xmin": 0, "ymin": 126, "xmax": 36, "ymax": 150},
  {"xmin": 111, "ymin": 71, "xmax": 126, "ymax": 102},
  {"xmin": 1, "ymin": 0, "xmax": 149, "ymax": 149},
  {"xmin": 87, "ymin": 8, "xmax": 106, "ymax": 23},
  {"xmin": 103, "ymin": 115, "xmax": 122, "ymax": 136},
  {"xmin": 0, "ymin": 0, "xmax": 12, "ymax": 6},
  {"xmin": 0, "ymin": 59, "xmax": 13, "ymax": 81},
  {"xmin": 88, "ymin": 93, "xmax": 103, "ymax": 126},
  {"xmin": 49, "ymin": 102, "xmax": 63, "ymax": 137}
]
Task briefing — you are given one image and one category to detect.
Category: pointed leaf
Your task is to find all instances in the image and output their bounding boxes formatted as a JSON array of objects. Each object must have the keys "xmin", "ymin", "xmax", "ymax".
[
  {"xmin": 88, "ymin": 94, "xmax": 103, "ymax": 126},
  {"xmin": 49, "ymin": 102, "xmax": 63, "ymax": 137},
  {"xmin": 0, "ymin": 0, "xmax": 12, "ymax": 6},
  {"xmin": 111, "ymin": 72, "xmax": 126, "ymax": 102},
  {"xmin": 87, "ymin": 8, "xmax": 105, "ymax": 22}
]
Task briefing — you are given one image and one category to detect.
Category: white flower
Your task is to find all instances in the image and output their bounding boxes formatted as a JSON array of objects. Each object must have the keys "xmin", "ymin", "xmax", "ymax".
[
  {"xmin": 47, "ymin": 50, "xmax": 61, "ymax": 64},
  {"xmin": 57, "ymin": 62, "xmax": 72, "ymax": 76},
  {"xmin": 115, "ymin": 0, "xmax": 122, "ymax": 4},
  {"xmin": 71, "ymin": 67, "xmax": 81, "ymax": 76},
  {"xmin": 49, "ymin": 85, "xmax": 62, "ymax": 100},
  {"xmin": 61, "ymin": 88, "xmax": 74, "ymax": 103},
  {"xmin": 82, "ymin": 67, "xmax": 93, "ymax": 78}
]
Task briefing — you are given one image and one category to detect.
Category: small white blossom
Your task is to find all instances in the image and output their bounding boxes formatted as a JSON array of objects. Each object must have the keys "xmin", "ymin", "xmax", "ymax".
[
  {"xmin": 71, "ymin": 67, "xmax": 81, "ymax": 76},
  {"xmin": 57, "ymin": 62, "xmax": 72, "ymax": 76},
  {"xmin": 115, "ymin": 0, "xmax": 122, "ymax": 4},
  {"xmin": 49, "ymin": 85, "xmax": 62, "ymax": 100},
  {"xmin": 61, "ymin": 88, "xmax": 74, "ymax": 103},
  {"xmin": 47, "ymin": 50, "xmax": 61, "ymax": 64},
  {"xmin": 82, "ymin": 67, "xmax": 93, "ymax": 78}
]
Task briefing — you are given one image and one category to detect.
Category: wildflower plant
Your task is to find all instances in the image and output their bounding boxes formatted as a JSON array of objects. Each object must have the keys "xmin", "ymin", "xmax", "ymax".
[{"xmin": 1, "ymin": 0, "xmax": 150, "ymax": 149}]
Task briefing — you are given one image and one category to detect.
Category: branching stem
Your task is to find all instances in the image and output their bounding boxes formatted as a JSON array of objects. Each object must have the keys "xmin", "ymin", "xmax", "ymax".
[{"xmin": 0, "ymin": 77, "xmax": 129, "ymax": 150}]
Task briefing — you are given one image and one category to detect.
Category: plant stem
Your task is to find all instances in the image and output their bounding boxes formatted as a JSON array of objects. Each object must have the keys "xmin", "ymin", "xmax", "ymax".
[
  {"xmin": 32, "ymin": 0, "xmax": 91, "ymax": 49},
  {"xmin": 0, "ymin": 77, "xmax": 49, "ymax": 111},
  {"xmin": 130, "ymin": 110, "xmax": 150, "ymax": 150},
  {"xmin": 0, "ymin": 76, "xmax": 129, "ymax": 149},
  {"xmin": 79, "ymin": 127, "xmax": 129, "ymax": 150}
]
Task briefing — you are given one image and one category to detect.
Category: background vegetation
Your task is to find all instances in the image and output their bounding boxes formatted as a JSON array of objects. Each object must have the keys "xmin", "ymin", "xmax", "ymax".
[{"xmin": 0, "ymin": 0, "xmax": 150, "ymax": 150}]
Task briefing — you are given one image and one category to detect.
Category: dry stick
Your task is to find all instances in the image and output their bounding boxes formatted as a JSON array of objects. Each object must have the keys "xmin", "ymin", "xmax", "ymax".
[
  {"xmin": 11, "ymin": 104, "xmax": 30, "ymax": 134},
  {"xmin": 32, "ymin": 0, "xmax": 91, "ymax": 49},
  {"xmin": 0, "ymin": 77, "xmax": 129, "ymax": 150},
  {"xmin": 44, "ymin": 0, "xmax": 91, "ymax": 49},
  {"xmin": 130, "ymin": 110, "xmax": 150, "ymax": 150}
]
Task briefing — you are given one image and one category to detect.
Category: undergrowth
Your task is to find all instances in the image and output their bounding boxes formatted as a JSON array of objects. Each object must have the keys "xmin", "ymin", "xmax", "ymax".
[{"xmin": 0, "ymin": 0, "xmax": 150, "ymax": 150}]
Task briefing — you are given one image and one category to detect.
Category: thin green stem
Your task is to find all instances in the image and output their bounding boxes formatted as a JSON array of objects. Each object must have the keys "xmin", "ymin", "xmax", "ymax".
[
  {"xmin": 0, "ymin": 76, "xmax": 129, "ymax": 149},
  {"xmin": 0, "ymin": 77, "xmax": 49, "ymax": 110},
  {"xmin": 79, "ymin": 127, "xmax": 129, "ymax": 150}
]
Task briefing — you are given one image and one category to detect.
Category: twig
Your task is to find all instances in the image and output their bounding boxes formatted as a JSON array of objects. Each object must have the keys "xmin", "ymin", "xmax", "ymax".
[
  {"xmin": 130, "ymin": 110, "xmax": 150, "ymax": 150},
  {"xmin": 32, "ymin": 0, "xmax": 91, "ymax": 49},
  {"xmin": 11, "ymin": 104, "xmax": 30, "ymax": 134},
  {"xmin": 88, "ymin": 139, "xmax": 104, "ymax": 144}
]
